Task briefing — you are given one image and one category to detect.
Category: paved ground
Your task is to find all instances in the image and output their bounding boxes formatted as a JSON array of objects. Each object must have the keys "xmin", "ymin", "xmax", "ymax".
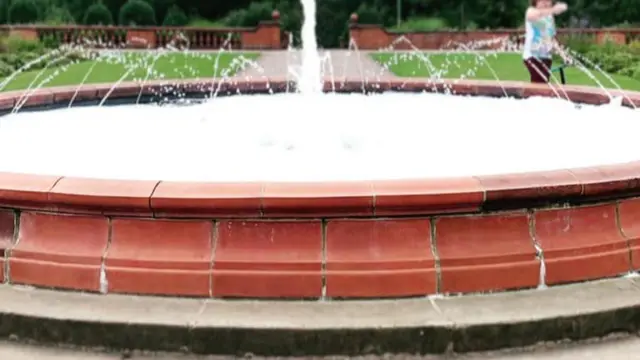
[
  {"xmin": 2, "ymin": 334, "xmax": 640, "ymax": 359},
  {"xmin": 0, "ymin": 277, "xmax": 639, "ymax": 357},
  {"xmin": 235, "ymin": 50, "xmax": 396, "ymax": 81}
]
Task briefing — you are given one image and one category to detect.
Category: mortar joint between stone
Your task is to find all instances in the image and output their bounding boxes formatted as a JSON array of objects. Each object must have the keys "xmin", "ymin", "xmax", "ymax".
[
  {"xmin": 430, "ymin": 217, "xmax": 442, "ymax": 295},
  {"xmin": 209, "ymin": 220, "xmax": 219, "ymax": 298}
]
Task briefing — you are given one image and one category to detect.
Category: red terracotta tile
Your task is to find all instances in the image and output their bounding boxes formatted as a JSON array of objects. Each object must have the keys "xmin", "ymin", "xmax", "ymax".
[
  {"xmin": 99, "ymin": 83, "xmax": 143, "ymax": 99},
  {"xmin": 478, "ymin": 82, "xmax": 523, "ymax": 98},
  {"xmin": 235, "ymin": 80, "xmax": 270, "ymax": 92},
  {"xmin": 0, "ymin": 172, "xmax": 61, "ymax": 208},
  {"xmin": 10, "ymin": 212, "xmax": 108, "ymax": 291},
  {"xmin": 0, "ymin": 93, "xmax": 15, "ymax": 110},
  {"xmin": 373, "ymin": 178, "xmax": 484, "ymax": 216},
  {"xmin": 106, "ymin": 218, "xmax": 213, "ymax": 296},
  {"xmin": 402, "ymin": 79, "xmax": 434, "ymax": 92},
  {"xmin": 262, "ymin": 181, "xmax": 374, "ymax": 217},
  {"xmin": 374, "ymin": 79, "xmax": 395, "ymax": 92},
  {"xmin": 449, "ymin": 81, "xmax": 477, "ymax": 96},
  {"xmin": 51, "ymin": 86, "xmax": 99, "ymax": 103},
  {"xmin": 19, "ymin": 88, "xmax": 54, "ymax": 107},
  {"xmin": 622, "ymin": 94, "xmax": 640, "ymax": 108},
  {"xmin": 214, "ymin": 81, "xmax": 233, "ymax": 94},
  {"xmin": 564, "ymin": 88, "xmax": 609, "ymax": 105},
  {"xmin": 141, "ymin": 82, "xmax": 166, "ymax": 96},
  {"xmin": 213, "ymin": 220, "xmax": 322, "ymax": 298},
  {"xmin": 325, "ymin": 218, "xmax": 435, "ymax": 298},
  {"xmin": 0, "ymin": 210, "xmax": 15, "ymax": 282},
  {"xmin": 387, "ymin": 80, "xmax": 406, "ymax": 91},
  {"xmin": 570, "ymin": 161, "xmax": 640, "ymax": 197},
  {"xmin": 436, "ymin": 211, "xmax": 539, "ymax": 294},
  {"xmin": 151, "ymin": 182, "xmax": 262, "ymax": 217},
  {"xmin": 522, "ymin": 84, "xmax": 557, "ymax": 99},
  {"xmin": 534, "ymin": 204, "xmax": 630, "ymax": 285},
  {"xmin": 49, "ymin": 177, "xmax": 158, "ymax": 216},
  {"xmin": 617, "ymin": 198, "xmax": 640, "ymax": 270},
  {"xmin": 335, "ymin": 80, "xmax": 368, "ymax": 92},
  {"xmin": 267, "ymin": 80, "xmax": 289, "ymax": 92},
  {"xmin": 477, "ymin": 170, "xmax": 582, "ymax": 203}
]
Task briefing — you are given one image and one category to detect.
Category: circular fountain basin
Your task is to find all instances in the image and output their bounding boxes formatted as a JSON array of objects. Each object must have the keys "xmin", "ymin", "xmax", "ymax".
[
  {"xmin": 0, "ymin": 79, "xmax": 639, "ymax": 302},
  {"xmin": 0, "ymin": 91, "xmax": 638, "ymax": 182}
]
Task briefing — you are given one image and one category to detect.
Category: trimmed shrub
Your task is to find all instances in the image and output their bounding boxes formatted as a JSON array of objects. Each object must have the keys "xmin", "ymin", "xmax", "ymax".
[
  {"xmin": 84, "ymin": 2, "xmax": 114, "ymax": 25},
  {"xmin": 0, "ymin": 60, "xmax": 14, "ymax": 76},
  {"xmin": 628, "ymin": 41, "xmax": 640, "ymax": 55},
  {"xmin": 8, "ymin": 0, "xmax": 39, "ymax": 24},
  {"xmin": 162, "ymin": 4, "xmax": 187, "ymax": 26},
  {"xmin": 1, "ymin": 34, "xmax": 43, "ymax": 53},
  {"xmin": 0, "ymin": 0, "xmax": 9, "ymax": 24},
  {"xmin": 44, "ymin": 6, "xmax": 75, "ymax": 25},
  {"xmin": 393, "ymin": 17, "xmax": 450, "ymax": 31},
  {"xmin": 223, "ymin": 2, "xmax": 272, "ymax": 27},
  {"xmin": 619, "ymin": 64, "xmax": 640, "ymax": 80},
  {"xmin": 147, "ymin": 0, "xmax": 174, "ymax": 23},
  {"xmin": 118, "ymin": 0, "xmax": 156, "ymax": 25}
]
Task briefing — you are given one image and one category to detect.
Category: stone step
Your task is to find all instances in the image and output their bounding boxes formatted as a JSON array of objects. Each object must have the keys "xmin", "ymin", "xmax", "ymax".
[{"xmin": 0, "ymin": 277, "xmax": 638, "ymax": 356}]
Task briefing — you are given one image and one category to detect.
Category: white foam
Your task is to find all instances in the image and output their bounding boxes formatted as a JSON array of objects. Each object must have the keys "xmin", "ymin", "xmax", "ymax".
[{"xmin": 0, "ymin": 92, "xmax": 637, "ymax": 182}]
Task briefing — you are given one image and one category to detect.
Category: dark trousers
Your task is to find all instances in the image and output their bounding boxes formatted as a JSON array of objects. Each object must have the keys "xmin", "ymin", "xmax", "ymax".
[{"xmin": 524, "ymin": 57, "xmax": 553, "ymax": 83}]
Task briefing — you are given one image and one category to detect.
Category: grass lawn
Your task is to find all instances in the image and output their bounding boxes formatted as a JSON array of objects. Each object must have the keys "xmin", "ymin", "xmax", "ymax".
[
  {"xmin": 372, "ymin": 52, "xmax": 640, "ymax": 91},
  {"xmin": 0, "ymin": 51, "xmax": 260, "ymax": 92}
]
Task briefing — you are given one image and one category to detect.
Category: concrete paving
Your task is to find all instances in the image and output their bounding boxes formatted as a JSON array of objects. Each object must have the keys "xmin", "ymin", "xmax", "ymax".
[
  {"xmin": 1, "ymin": 277, "xmax": 637, "ymax": 330},
  {"xmin": 235, "ymin": 50, "xmax": 397, "ymax": 81},
  {"xmin": 0, "ymin": 276, "xmax": 639, "ymax": 356},
  {"xmin": 2, "ymin": 334, "xmax": 640, "ymax": 359}
]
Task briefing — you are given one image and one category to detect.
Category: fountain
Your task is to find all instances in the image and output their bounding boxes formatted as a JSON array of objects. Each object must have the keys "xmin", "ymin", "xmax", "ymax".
[
  {"xmin": 0, "ymin": 0, "xmax": 639, "ymax": 357},
  {"xmin": 298, "ymin": 0, "xmax": 322, "ymax": 94}
]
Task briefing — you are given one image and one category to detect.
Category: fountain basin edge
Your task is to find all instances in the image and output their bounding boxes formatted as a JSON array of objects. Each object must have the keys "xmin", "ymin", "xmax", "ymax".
[
  {"xmin": 1, "ymin": 78, "xmax": 639, "ymax": 111},
  {"xmin": 0, "ymin": 79, "xmax": 639, "ymax": 300}
]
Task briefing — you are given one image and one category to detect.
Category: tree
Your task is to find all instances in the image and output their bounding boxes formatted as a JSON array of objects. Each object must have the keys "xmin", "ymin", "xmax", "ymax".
[
  {"xmin": 65, "ymin": 0, "xmax": 96, "ymax": 23},
  {"xmin": 84, "ymin": 2, "xmax": 113, "ymax": 24},
  {"xmin": 44, "ymin": 6, "xmax": 75, "ymax": 24},
  {"xmin": 468, "ymin": 0, "xmax": 528, "ymax": 29},
  {"xmin": 162, "ymin": 4, "xmax": 187, "ymax": 26},
  {"xmin": 102, "ymin": 0, "xmax": 126, "ymax": 21},
  {"xmin": 147, "ymin": 0, "xmax": 174, "ymax": 24},
  {"xmin": 0, "ymin": 0, "xmax": 9, "ymax": 24},
  {"xmin": 8, "ymin": 0, "xmax": 38, "ymax": 24},
  {"xmin": 118, "ymin": 0, "xmax": 155, "ymax": 25},
  {"xmin": 224, "ymin": 1, "xmax": 273, "ymax": 27}
]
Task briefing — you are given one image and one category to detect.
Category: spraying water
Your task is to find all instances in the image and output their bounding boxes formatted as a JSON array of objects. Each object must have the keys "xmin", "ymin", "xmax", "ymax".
[
  {"xmin": 298, "ymin": 0, "xmax": 322, "ymax": 95},
  {"xmin": 1, "ymin": 93, "xmax": 638, "ymax": 182}
]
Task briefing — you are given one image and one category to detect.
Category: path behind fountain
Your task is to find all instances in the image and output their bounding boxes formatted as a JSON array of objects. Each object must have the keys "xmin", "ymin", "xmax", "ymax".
[{"xmin": 236, "ymin": 50, "xmax": 398, "ymax": 81}]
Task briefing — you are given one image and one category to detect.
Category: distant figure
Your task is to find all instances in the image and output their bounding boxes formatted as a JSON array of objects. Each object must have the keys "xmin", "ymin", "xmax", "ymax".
[{"xmin": 523, "ymin": 0, "xmax": 568, "ymax": 83}]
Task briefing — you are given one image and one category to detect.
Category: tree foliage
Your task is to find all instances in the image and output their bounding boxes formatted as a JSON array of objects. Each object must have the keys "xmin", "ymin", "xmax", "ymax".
[
  {"xmin": 8, "ymin": 0, "xmax": 39, "ymax": 23},
  {"xmin": 162, "ymin": 4, "xmax": 187, "ymax": 26},
  {"xmin": 118, "ymin": 0, "xmax": 155, "ymax": 25},
  {"xmin": 83, "ymin": 2, "xmax": 113, "ymax": 25},
  {"xmin": 0, "ymin": 0, "xmax": 638, "ymax": 46}
]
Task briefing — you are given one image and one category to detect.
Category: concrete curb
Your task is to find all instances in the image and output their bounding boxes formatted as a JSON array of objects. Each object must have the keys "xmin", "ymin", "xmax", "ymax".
[{"xmin": 0, "ymin": 277, "xmax": 639, "ymax": 356}]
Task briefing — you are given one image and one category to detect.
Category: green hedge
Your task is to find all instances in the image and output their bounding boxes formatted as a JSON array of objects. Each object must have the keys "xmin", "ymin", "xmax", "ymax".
[
  {"xmin": 162, "ymin": 4, "xmax": 187, "ymax": 26},
  {"xmin": 564, "ymin": 37, "xmax": 640, "ymax": 81},
  {"xmin": 118, "ymin": 0, "xmax": 155, "ymax": 26},
  {"xmin": 8, "ymin": 0, "xmax": 39, "ymax": 24},
  {"xmin": 84, "ymin": 2, "xmax": 113, "ymax": 25},
  {"xmin": 0, "ymin": 35, "xmax": 90, "ymax": 77}
]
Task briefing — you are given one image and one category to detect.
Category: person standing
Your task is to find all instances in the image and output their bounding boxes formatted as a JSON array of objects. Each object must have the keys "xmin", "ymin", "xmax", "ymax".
[{"xmin": 523, "ymin": 0, "xmax": 568, "ymax": 83}]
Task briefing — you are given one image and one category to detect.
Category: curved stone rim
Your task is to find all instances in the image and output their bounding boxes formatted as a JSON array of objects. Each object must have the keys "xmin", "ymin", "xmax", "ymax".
[{"xmin": 0, "ymin": 78, "xmax": 638, "ymax": 217}]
